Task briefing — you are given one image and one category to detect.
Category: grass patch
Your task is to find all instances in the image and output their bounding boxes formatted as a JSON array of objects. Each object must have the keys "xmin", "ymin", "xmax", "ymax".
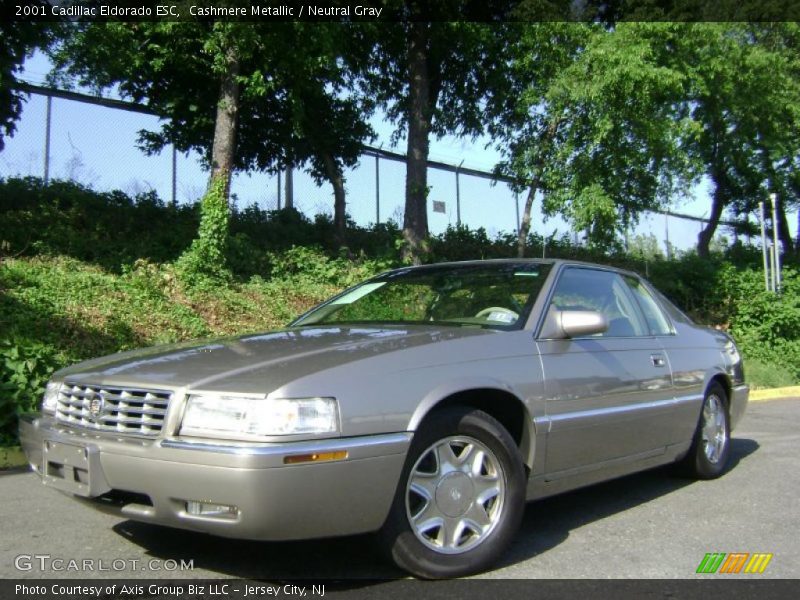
[
  {"xmin": 0, "ymin": 251, "xmax": 385, "ymax": 444},
  {"xmin": 744, "ymin": 358, "xmax": 797, "ymax": 390}
]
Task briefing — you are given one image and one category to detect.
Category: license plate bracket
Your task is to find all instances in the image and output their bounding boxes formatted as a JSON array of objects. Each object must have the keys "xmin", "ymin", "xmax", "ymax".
[{"xmin": 42, "ymin": 440, "xmax": 111, "ymax": 498}]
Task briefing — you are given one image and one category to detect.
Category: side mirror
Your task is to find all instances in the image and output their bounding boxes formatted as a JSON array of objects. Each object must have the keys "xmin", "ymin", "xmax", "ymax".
[{"xmin": 540, "ymin": 309, "xmax": 608, "ymax": 339}]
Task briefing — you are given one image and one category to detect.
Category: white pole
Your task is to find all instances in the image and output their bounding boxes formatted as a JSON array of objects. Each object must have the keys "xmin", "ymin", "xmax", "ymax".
[
  {"xmin": 375, "ymin": 152, "xmax": 380, "ymax": 224},
  {"xmin": 44, "ymin": 95, "xmax": 52, "ymax": 185},
  {"xmin": 768, "ymin": 241, "xmax": 776, "ymax": 293},
  {"xmin": 171, "ymin": 146, "xmax": 177, "ymax": 206},
  {"xmin": 455, "ymin": 160, "xmax": 463, "ymax": 227},
  {"xmin": 770, "ymin": 193, "xmax": 781, "ymax": 292},
  {"xmin": 759, "ymin": 201, "xmax": 770, "ymax": 292}
]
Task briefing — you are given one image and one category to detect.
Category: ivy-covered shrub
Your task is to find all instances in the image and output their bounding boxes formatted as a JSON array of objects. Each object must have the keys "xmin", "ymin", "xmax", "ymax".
[{"xmin": 175, "ymin": 175, "xmax": 233, "ymax": 287}]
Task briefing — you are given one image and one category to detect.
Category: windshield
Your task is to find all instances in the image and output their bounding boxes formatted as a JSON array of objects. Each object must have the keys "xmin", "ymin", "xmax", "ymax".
[{"xmin": 292, "ymin": 262, "xmax": 552, "ymax": 330}]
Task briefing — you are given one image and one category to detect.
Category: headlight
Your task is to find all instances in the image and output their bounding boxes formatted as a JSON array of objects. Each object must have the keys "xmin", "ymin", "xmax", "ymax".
[
  {"xmin": 41, "ymin": 381, "xmax": 62, "ymax": 414},
  {"xmin": 180, "ymin": 394, "xmax": 339, "ymax": 439}
]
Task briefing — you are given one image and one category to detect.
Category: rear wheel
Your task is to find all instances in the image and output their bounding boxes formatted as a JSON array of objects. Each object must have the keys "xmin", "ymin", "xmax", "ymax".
[
  {"xmin": 378, "ymin": 406, "xmax": 526, "ymax": 579},
  {"xmin": 679, "ymin": 382, "xmax": 730, "ymax": 479}
]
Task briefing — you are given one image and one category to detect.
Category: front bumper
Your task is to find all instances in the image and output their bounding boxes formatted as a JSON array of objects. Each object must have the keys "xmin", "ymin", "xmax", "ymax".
[
  {"xmin": 20, "ymin": 414, "xmax": 411, "ymax": 541},
  {"xmin": 730, "ymin": 383, "xmax": 749, "ymax": 431}
]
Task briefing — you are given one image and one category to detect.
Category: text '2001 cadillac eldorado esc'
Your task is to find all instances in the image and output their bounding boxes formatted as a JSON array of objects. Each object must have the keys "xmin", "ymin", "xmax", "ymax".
[{"xmin": 19, "ymin": 259, "xmax": 748, "ymax": 578}]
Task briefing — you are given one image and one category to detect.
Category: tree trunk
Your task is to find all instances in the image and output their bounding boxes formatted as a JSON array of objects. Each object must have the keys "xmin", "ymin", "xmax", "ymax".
[
  {"xmin": 775, "ymin": 194, "xmax": 795, "ymax": 256},
  {"xmin": 322, "ymin": 152, "xmax": 347, "ymax": 248},
  {"xmin": 797, "ymin": 210, "xmax": 800, "ymax": 258},
  {"xmin": 516, "ymin": 184, "xmax": 537, "ymax": 258},
  {"xmin": 697, "ymin": 171, "xmax": 728, "ymax": 258},
  {"xmin": 209, "ymin": 46, "xmax": 241, "ymax": 201},
  {"xmin": 402, "ymin": 21, "xmax": 432, "ymax": 265}
]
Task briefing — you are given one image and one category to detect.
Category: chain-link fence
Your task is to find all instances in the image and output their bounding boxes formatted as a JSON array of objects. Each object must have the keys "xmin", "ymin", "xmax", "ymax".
[{"xmin": 0, "ymin": 86, "xmax": 778, "ymax": 251}]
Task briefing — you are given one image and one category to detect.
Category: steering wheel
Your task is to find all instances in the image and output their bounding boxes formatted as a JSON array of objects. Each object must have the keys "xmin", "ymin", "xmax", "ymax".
[{"xmin": 474, "ymin": 306, "xmax": 519, "ymax": 322}]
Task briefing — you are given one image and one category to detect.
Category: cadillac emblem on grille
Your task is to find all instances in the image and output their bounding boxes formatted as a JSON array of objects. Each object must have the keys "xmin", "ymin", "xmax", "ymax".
[{"xmin": 88, "ymin": 394, "xmax": 105, "ymax": 420}]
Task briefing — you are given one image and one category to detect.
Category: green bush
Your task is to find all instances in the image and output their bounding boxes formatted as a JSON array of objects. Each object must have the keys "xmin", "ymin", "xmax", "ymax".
[
  {"xmin": 721, "ymin": 266, "xmax": 800, "ymax": 381},
  {"xmin": 268, "ymin": 245, "xmax": 394, "ymax": 289},
  {"xmin": 0, "ymin": 341, "xmax": 60, "ymax": 445},
  {"xmin": 0, "ymin": 176, "xmax": 199, "ymax": 270}
]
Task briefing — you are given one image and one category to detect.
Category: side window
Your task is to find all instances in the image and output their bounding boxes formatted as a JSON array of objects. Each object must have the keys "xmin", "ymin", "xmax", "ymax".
[
  {"xmin": 549, "ymin": 268, "xmax": 647, "ymax": 337},
  {"xmin": 624, "ymin": 276, "xmax": 674, "ymax": 335}
]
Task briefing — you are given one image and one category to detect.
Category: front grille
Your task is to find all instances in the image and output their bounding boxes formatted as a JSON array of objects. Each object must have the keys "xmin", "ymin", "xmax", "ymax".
[{"xmin": 56, "ymin": 383, "xmax": 172, "ymax": 436}]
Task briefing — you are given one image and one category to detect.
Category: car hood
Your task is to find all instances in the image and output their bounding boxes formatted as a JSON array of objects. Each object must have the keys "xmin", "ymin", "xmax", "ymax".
[{"xmin": 54, "ymin": 324, "xmax": 494, "ymax": 393}]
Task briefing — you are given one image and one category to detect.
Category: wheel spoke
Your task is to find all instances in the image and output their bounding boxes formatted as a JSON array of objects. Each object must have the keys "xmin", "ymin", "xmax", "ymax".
[
  {"xmin": 435, "ymin": 441, "xmax": 461, "ymax": 474},
  {"xmin": 703, "ymin": 420, "xmax": 716, "ymax": 442},
  {"xmin": 409, "ymin": 473, "xmax": 437, "ymax": 505},
  {"xmin": 441, "ymin": 517, "xmax": 468, "ymax": 549},
  {"xmin": 411, "ymin": 489, "xmax": 441, "ymax": 525},
  {"xmin": 473, "ymin": 473, "xmax": 501, "ymax": 502},
  {"xmin": 463, "ymin": 500, "xmax": 493, "ymax": 531}
]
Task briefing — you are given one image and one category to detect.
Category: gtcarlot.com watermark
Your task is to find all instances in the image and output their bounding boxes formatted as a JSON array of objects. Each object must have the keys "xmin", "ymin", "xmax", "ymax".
[{"xmin": 14, "ymin": 554, "xmax": 194, "ymax": 573}]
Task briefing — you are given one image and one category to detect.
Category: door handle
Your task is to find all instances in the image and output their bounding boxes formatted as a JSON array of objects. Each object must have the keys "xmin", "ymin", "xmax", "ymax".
[{"xmin": 650, "ymin": 354, "xmax": 666, "ymax": 367}]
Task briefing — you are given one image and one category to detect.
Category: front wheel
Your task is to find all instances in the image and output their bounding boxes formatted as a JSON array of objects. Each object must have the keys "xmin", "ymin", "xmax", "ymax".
[
  {"xmin": 679, "ymin": 382, "xmax": 731, "ymax": 479},
  {"xmin": 378, "ymin": 407, "xmax": 526, "ymax": 579}
]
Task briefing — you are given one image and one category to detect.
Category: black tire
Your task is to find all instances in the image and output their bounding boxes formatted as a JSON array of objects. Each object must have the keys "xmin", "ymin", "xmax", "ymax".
[
  {"xmin": 679, "ymin": 382, "xmax": 731, "ymax": 479},
  {"xmin": 377, "ymin": 406, "xmax": 526, "ymax": 579}
]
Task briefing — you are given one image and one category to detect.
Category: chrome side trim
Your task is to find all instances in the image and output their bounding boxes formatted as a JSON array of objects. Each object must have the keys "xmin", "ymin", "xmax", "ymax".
[
  {"xmin": 539, "ymin": 394, "xmax": 702, "ymax": 433},
  {"xmin": 160, "ymin": 432, "xmax": 413, "ymax": 458}
]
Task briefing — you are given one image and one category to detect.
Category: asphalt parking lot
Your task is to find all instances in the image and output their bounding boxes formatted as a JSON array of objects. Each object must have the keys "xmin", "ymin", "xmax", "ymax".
[{"xmin": 1, "ymin": 397, "xmax": 797, "ymax": 581}]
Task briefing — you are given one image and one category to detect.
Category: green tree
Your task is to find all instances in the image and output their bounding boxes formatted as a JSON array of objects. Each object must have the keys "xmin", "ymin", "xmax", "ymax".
[
  {"xmin": 489, "ymin": 23, "xmax": 593, "ymax": 256},
  {"xmin": 50, "ymin": 21, "xmax": 374, "ymax": 247},
  {"xmin": 670, "ymin": 24, "xmax": 800, "ymax": 258},
  {"xmin": 725, "ymin": 24, "xmax": 800, "ymax": 258},
  {"xmin": 493, "ymin": 23, "xmax": 695, "ymax": 253},
  {"xmin": 0, "ymin": 12, "xmax": 60, "ymax": 151},
  {"xmin": 609, "ymin": 23, "xmax": 800, "ymax": 258},
  {"xmin": 359, "ymin": 8, "xmax": 517, "ymax": 263},
  {"xmin": 496, "ymin": 22, "xmax": 800, "ymax": 258}
]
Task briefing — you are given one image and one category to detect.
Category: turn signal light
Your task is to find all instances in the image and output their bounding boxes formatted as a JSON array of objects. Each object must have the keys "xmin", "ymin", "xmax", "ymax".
[{"xmin": 283, "ymin": 450, "xmax": 348, "ymax": 465}]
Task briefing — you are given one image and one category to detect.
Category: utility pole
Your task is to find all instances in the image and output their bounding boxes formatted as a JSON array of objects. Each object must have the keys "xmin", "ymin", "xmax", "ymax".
[{"xmin": 44, "ymin": 95, "xmax": 52, "ymax": 184}]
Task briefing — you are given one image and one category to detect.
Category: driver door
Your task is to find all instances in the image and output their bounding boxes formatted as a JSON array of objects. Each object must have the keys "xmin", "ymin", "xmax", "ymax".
[{"xmin": 537, "ymin": 267, "xmax": 674, "ymax": 477}]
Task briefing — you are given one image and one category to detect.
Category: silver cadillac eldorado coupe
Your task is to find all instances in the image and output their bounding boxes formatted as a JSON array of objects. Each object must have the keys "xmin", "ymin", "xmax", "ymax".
[{"xmin": 20, "ymin": 259, "xmax": 748, "ymax": 578}]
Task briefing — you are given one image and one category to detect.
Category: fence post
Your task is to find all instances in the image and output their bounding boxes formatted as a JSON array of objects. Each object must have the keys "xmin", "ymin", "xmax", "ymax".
[
  {"xmin": 44, "ymin": 94, "xmax": 52, "ymax": 184},
  {"xmin": 285, "ymin": 167, "xmax": 293, "ymax": 209},
  {"xmin": 375, "ymin": 152, "xmax": 380, "ymax": 224},
  {"xmin": 455, "ymin": 160, "xmax": 463, "ymax": 227},
  {"xmin": 171, "ymin": 145, "xmax": 177, "ymax": 206},
  {"xmin": 277, "ymin": 171, "xmax": 282, "ymax": 210}
]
